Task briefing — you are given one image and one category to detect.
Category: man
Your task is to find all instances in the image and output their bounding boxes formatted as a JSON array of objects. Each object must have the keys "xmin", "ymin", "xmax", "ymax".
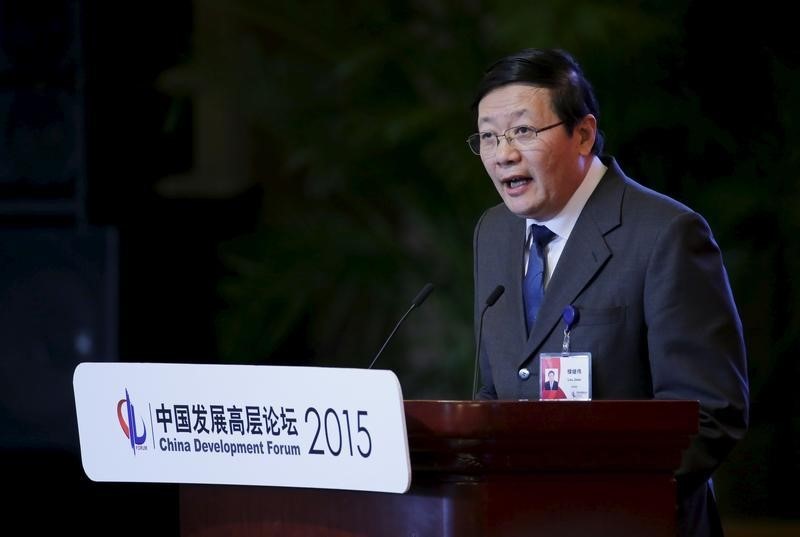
[
  {"xmin": 469, "ymin": 48, "xmax": 749, "ymax": 537},
  {"xmin": 543, "ymin": 369, "xmax": 558, "ymax": 390}
]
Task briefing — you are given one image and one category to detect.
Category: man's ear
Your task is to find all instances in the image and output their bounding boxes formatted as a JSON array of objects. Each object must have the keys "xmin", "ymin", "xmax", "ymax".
[{"xmin": 576, "ymin": 114, "xmax": 597, "ymax": 155}]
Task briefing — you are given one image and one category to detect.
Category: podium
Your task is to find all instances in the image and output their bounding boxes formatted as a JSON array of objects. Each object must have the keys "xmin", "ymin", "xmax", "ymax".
[{"xmin": 180, "ymin": 400, "xmax": 698, "ymax": 537}]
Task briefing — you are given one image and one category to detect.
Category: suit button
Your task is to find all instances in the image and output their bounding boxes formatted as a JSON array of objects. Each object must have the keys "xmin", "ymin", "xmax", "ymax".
[{"xmin": 518, "ymin": 368, "xmax": 530, "ymax": 380}]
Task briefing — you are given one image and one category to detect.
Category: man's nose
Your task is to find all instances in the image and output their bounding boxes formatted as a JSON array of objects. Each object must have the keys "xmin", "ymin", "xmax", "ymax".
[{"xmin": 494, "ymin": 136, "xmax": 520, "ymax": 163}]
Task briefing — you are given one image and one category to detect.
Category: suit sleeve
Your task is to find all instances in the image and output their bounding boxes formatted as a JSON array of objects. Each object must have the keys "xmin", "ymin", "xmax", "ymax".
[
  {"xmin": 473, "ymin": 209, "xmax": 497, "ymax": 400},
  {"xmin": 644, "ymin": 211, "xmax": 749, "ymax": 494}
]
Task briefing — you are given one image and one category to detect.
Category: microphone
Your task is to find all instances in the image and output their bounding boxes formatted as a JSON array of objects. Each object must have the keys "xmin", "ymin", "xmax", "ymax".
[
  {"xmin": 367, "ymin": 283, "xmax": 435, "ymax": 369},
  {"xmin": 472, "ymin": 285, "xmax": 505, "ymax": 398}
]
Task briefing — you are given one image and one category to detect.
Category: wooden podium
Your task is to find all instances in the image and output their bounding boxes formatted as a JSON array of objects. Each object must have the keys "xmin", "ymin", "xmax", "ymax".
[{"xmin": 180, "ymin": 400, "xmax": 698, "ymax": 537}]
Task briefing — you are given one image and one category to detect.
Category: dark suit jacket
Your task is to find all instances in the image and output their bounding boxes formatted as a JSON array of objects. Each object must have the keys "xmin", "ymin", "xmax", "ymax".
[
  {"xmin": 543, "ymin": 380, "xmax": 558, "ymax": 390},
  {"xmin": 473, "ymin": 156, "xmax": 748, "ymax": 537}
]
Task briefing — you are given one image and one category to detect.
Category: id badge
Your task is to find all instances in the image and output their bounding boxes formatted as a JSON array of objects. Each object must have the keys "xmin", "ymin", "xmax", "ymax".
[
  {"xmin": 538, "ymin": 305, "xmax": 592, "ymax": 400},
  {"xmin": 539, "ymin": 352, "xmax": 592, "ymax": 401}
]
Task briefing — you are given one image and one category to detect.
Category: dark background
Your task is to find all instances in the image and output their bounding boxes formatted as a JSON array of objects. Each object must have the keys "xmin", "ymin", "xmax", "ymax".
[{"xmin": 1, "ymin": 1, "xmax": 798, "ymax": 533}]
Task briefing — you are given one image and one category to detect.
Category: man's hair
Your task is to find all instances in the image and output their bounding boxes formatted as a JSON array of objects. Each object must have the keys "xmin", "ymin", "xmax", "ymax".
[{"xmin": 472, "ymin": 48, "xmax": 604, "ymax": 155}]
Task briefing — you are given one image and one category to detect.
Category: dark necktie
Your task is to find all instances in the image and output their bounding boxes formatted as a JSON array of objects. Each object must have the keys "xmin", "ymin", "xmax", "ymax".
[{"xmin": 524, "ymin": 224, "xmax": 556, "ymax": 333}]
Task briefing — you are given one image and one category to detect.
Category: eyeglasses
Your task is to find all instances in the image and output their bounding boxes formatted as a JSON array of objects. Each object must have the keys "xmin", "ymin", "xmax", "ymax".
[{"xmin": 466, "ymin": 122, "xmax": 564, "ymax": 156}]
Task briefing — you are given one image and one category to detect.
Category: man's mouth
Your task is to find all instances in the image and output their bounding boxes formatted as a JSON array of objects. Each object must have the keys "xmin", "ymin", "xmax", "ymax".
[{"xmin": 501, "ymin": 176, "xmax": 532, "ymax": 189}]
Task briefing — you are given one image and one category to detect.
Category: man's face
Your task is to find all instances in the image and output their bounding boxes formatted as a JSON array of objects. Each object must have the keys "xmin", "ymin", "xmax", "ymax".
[{"xmin": 476, "ymin": 84, "xmax": 594, "ymax": 220}]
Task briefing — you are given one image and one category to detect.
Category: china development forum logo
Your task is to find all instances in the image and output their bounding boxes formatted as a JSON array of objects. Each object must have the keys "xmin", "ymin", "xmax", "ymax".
[{"xmin": 117, "ymin": 388, "xmax": 147, "ymax": 453}]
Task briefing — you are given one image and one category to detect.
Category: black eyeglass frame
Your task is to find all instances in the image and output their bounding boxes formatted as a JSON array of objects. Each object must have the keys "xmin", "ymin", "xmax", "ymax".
[{"xmin": 466, "ymin": 121, "xmax": 565, "ymax": 156}]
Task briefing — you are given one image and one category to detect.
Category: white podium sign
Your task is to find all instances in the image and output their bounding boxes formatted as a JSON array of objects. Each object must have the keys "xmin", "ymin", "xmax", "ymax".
[{"xmin": 73, "ymin": 362, "xmax": 410, "ymax": 493}]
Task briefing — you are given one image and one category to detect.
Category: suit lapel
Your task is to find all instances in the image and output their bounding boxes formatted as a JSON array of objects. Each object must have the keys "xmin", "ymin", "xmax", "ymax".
[{"xmin": 522, "ymin": 159, "xmax": 626, "ymax": 363}]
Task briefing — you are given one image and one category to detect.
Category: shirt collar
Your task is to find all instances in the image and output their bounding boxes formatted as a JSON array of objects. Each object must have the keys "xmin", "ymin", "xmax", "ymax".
[{"xmin": 526, "ymin": 155, "xmax": 607, "ymax": 240}]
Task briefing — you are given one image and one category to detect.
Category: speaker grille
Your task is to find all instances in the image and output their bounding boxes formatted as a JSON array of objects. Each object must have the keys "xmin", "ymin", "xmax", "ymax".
[{"xmin": 0, "ymin": 227, "xmax": 117, "ymax": 451}]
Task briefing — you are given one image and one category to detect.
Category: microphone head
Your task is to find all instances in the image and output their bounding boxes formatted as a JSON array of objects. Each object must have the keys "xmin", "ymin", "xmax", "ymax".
[
  {"xmin": 368, "ymin": 281, "xmax": 434, "ymax": 369},
  {"xmin": 485, "ymin": 285, "xmax": 505, "ymax": 307},
  {"xmin": 473, "ymin": 283, "xmax": 505, "ymax": 399},
  {"xmin": 412, "ymin": 283, "xmax": 435, "ymax": 308}
]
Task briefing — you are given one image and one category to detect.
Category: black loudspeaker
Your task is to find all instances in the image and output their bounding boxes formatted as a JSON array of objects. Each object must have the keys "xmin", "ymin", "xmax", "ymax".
[
  {"xmin": 0, "ymin": 227, "xmax": 118, "ymax": 451},
  {"xmin": 0, "ymin": 0, "xmax": 85, "ymax": 216},
  {"xmin": 0, "ymin": 87, "xmax": 83, "ymax": 203}
]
